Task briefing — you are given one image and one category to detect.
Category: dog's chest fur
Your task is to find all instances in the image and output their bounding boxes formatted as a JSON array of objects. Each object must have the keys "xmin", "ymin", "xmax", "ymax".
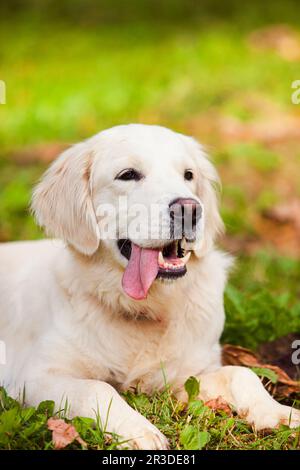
[{"xmin": 63, "ymin": 291, "xmax": 222, "ymax": 395}]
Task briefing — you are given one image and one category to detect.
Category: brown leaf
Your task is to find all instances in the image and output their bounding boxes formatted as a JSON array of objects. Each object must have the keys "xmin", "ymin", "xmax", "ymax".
[
  {"xmin": 222, "ymin": 344, "xmax": 259, "ymax": 367},
  {"xmin": 205, "ymin": 396, "xmax": 232, "ymax": 415},
  {"xmin": 222, "ymin": 344, "xmax": 300, "ymax": 399},
  {"xmin": 47, "ymin": 418, "xmax": 86, "ymax": 450}
]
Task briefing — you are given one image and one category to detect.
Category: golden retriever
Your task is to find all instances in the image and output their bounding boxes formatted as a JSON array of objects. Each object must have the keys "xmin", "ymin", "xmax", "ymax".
[{"xmin": 0, "ymin": 124, "xmax": 299, "ymax": 449}]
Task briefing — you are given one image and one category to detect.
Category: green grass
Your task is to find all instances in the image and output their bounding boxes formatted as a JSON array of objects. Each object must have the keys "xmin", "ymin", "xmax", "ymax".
[
  {"xmin": 0, "ymin": 0, "xmax": 300, "ymax": 451},
  {"xmin": 224, "ymin": 252, "xmax": 300, "ymax": 349},
  {"xmin": 1, "ymin": 378, "xmax": 299, "ymax": 450},
  {"xmin": 1, "ymin": 6, "xmax": 300, "ymax": 151}
]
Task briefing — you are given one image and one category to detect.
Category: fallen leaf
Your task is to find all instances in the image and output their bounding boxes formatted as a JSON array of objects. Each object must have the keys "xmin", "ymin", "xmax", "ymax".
[
  {"xmin": 222, "ymin": 344, "xmax": 259, "ymax": 367},
  {"xmin": 222, "ymin": 344, "xmax": 300, "ymax": 399},
  {"xmin": 204, "ymin": 396, "xmax": 232, "ymax": 415},
  {"xmin": 47, "ymin": 417, "xmax": 86, "ymax": 449}
]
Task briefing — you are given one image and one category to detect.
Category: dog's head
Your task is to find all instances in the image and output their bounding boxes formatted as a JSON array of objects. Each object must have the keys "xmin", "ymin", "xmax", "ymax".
[{"xmin": 32, "ymin": 124, "xmax": 223, "ymax": 301}]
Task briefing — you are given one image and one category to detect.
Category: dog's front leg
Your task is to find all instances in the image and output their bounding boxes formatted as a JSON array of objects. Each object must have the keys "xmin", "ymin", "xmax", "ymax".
[
  {"xmin": 24, "ymin": 375, "xmax": 168, "ymax": 449},
  {"xmin": 182, "ymin": 366, "xmax": 300, "ymax": 430},
  {"xmin": 200, "ymin": 366, "xmax": 300, "ymax": 429}
]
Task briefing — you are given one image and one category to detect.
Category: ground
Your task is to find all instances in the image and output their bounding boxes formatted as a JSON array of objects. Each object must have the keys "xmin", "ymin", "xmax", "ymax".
[{"xmin": 0, "ymin": 0, "xmax": 300, "ymax": 450}]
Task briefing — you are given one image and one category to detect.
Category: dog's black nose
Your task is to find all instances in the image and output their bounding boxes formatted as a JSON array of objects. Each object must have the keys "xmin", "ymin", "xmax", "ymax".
[{"xmin": 169, "ymin": 197, "xmax": 202, "ymax": 240}]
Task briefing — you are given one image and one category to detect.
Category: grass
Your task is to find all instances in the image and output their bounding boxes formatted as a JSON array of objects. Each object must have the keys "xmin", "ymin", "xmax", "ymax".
[
  {"xmin": 0, "ymin": 378, "xmax": 299, "ymax": 450},
  {"xmin": 1, "ymin": 6, "xmax": 300, "ymax": 151},
  {"xmin": 224, "ymin": 252, "xmax": 300, "ymax": 349},
  {"xmin": 0, "ymin": 0, "xmax": 300, "ymax": 451}
]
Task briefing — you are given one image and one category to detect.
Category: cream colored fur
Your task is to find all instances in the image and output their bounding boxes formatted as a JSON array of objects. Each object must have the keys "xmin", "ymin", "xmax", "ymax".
[{"xmin": 0, "ymin": 124, "xmax": 299, "ymax": 449}]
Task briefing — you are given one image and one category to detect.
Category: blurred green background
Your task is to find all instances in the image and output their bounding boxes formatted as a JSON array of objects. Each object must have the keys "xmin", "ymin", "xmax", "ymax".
[{"xmin": 0, "ymin": 0, "xmax": 300, "ymax": 350}]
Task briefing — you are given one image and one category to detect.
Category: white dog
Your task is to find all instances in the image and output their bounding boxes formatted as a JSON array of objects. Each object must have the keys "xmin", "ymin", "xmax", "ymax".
[{"xmin": 0, "ymin": 124, "xmax": 299, "ymax": 449}]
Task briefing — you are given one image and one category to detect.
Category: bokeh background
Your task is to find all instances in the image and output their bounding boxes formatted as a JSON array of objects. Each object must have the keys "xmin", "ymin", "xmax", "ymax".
[{"xmin": 1, "ymin": 0, "xmax": 300, "ymax": 355}]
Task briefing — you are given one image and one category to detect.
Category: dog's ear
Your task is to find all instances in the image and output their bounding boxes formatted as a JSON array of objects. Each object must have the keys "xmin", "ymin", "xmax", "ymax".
[
  {"xmin": 31, "ymin": 143, "xmax": 100, "ymax": 256},
  {"xmin": 182, "ymin": 136, "xmax": 224, "ymax": 256}
]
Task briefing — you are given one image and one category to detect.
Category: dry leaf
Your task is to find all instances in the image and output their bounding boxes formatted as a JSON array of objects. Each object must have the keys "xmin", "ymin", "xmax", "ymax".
[
  {"xmin": 47, "ymin": 418, "xmax": 86, "ymax": 449},
  {"xmin": 222, "ymin": 344, "xmax": 300, "ymax": 399},
  {"xmin": 205, "ymin": 396, "xmax": 232, "ymax": 415}
]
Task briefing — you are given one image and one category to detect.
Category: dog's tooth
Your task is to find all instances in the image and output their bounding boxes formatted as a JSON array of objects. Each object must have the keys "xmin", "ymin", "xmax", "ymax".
[
  {"xmin": 158, "ymin": 251, "xmax": 165, "ymax": 266},
  {"xmin": 158, "ymin": 249, "xmax": 190, "ymax": 271}
]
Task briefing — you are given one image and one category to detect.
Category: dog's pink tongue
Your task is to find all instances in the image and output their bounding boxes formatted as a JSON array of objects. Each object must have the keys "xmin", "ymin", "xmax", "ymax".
[{"xmin": 122, "ymin": 243, "xmax": 159, "ymax": 300}]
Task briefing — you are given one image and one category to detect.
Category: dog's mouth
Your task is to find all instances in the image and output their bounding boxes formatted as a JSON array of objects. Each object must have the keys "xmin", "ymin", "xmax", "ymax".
[{"xmin": 117, "ymin": 239, "xmax": 191, "ymax": 300}]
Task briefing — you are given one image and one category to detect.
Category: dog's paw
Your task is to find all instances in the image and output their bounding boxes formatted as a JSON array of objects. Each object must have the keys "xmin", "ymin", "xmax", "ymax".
[
  {"xmin": 117, "ymin": 417, "xmax": 169, "ymax": 450},
  {"xmin": 245, "ymin": 403, "xmax": 300, "ymax": 431}
]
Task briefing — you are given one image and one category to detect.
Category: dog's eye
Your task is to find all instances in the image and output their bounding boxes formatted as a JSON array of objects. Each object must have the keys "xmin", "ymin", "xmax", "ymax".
[
  {"xmin": 184, "ymin": 170, "xmax": 194, "ymax": 181},
  {"xmin": 115, "ymin": 168, "xmax": 143, "ymax": 181}
]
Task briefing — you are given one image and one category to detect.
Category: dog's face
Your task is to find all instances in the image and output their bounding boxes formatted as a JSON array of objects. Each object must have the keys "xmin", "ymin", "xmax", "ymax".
[{"xmin": 32, "ymin": 124, "xmax": 223, "ymax": 300}]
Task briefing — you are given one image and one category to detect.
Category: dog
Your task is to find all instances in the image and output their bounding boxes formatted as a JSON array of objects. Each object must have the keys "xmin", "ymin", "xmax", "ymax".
[{"xmin": 0, "ymin": 124, "xmax": 299, "ymax": 449}]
